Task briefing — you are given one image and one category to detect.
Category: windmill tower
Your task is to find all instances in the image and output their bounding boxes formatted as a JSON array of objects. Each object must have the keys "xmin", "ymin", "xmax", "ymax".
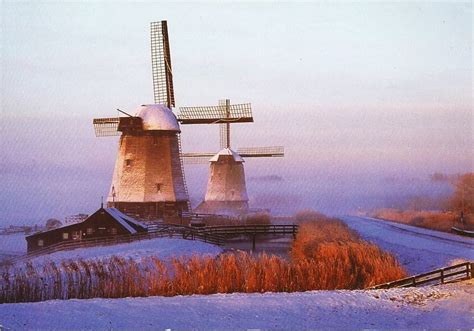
[
  {"xmin": 92, "ymin": 21, "xmax": 190, "ymax": 221},
  {"xmin": 178, "ymin": 99, "xmax": 284, "ymax": 215}
]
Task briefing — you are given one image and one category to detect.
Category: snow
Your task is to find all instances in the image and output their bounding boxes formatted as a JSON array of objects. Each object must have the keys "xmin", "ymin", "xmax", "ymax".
[
  {"xmin": 209, "ymin": 148, "xmax": 244, "ymax": 162},
  {"xmin": 135, "ymin": 104, "xmax": 180, "ymax": 131},
  {"xmin": 341, "ymin": 216, "xmax": 474, "ymax": 274},
  {"xmin": 23, "ymin": 237, "xmax": 222, "ymax": 265},
  {"xmin": 104, "ymin": 207, "xmax": 140, "ymax": 234},
  {"xmin": 0, "ymin": 280, "xmax": 472, "ymax": 329}
]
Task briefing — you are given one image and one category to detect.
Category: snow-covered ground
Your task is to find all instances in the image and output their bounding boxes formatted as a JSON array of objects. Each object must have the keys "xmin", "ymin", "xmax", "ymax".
[
  {"xmin": 341, "ymin": 216, "xmax": 474, "ymax": 274},
  {"xmin": 1, "ymin": 280, "xmax": 472, "ymax": 329},
  {"xmin": 20, "ymin": 237, "xmax": 222, "ymax": 266}
]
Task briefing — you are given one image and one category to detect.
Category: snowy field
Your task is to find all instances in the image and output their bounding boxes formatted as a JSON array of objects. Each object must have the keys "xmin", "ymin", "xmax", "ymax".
[
  {"xmin": 341, "ymin": 216, "xmax": 474, "ymax": 274},
  {"xmin": 1, "ymin": 280, "xmax": 472, "ymax": 329},
  {"xmin": 22, "ymin": 237, "xmax": 223, "ymax": 266}
]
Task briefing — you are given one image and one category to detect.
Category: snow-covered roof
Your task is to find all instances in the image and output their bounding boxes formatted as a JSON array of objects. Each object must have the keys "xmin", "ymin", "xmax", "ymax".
[
  {"xmin": 135, "ymin": 104, "xmax": 180, "ymax": 132},
  {"xmin": 105, "ymin": 208, "xmax": 146, "ymax": 234},
  {"xmin": 209, "ymin": 148, "xmax": 244, "ymax": 163}
]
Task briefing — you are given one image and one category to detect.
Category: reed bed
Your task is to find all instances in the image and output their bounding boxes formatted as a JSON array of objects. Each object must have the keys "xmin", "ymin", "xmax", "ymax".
[
  {"xmin": 370, "ymin": 208, "xmax": 473, "ymax": 232},
  {"xmin": 1, "ymin": 211, "xmax": 405, "ymax": 303}
]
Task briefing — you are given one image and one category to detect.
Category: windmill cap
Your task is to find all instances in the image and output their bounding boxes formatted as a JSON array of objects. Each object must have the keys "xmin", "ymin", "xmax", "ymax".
[
  {"xmin": 135, "ymin": 104, "xmax": 180, "ymax": 132},
  {"xmin": 209, "ymin": 148, "xmax": 244, "ymax": 163}
]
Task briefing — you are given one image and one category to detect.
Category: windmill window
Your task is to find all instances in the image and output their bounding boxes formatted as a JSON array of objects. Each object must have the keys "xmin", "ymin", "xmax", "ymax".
[
  {"xmin": 156, "ymin": 183, "xmax": 161, "ymax": 192},
  {"xmin": 125, "ymin": 159, "xmax": 132, "ymax": 167},
  {"xmin": 38, "ymin": 239, "xmax": 44, "ymax": 247},
  {"xmin": 62, "ymin": 233, "xmax": 69, "ymax": 240}
]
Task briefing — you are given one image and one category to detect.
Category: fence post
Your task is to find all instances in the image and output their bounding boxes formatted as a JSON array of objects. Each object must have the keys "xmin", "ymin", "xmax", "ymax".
[
  {"xmin": 412, "ymin": 277, "xmax": 416, "ymax": 286},
  {"xmin": 440, "ymin": 269, "xmax": 444, "ymax": 284}
]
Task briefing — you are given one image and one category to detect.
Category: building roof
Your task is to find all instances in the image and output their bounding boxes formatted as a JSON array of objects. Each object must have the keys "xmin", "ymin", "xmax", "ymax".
[
  {"xmin": 209, "ymin": 148, "xmax": 244, "ymax": 163},
  {"xmin": 135, "ymin": 104, "xmax": 180, "ymax": 132},
  {"xmin": 104, "ymin": 207, "xmax": 145, "ymax": 234},
  {"xmin": 26, "ymin": 208, "xmax": 146, "ymax": 239}
]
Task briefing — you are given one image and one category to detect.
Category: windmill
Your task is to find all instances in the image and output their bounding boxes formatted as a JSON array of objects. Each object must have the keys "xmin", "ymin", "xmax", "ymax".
[
  {"xmin": 177, "ymin": 99, "xmax": 284, "ymax": 215},
  {"xmin": 92, "ymin": 21, "xmax": 190, "ymax": 221}
]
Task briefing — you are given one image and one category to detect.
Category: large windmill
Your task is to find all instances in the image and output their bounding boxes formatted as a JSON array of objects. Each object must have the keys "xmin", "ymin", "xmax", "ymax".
[
  {"xmin": 92, "ymin": 21, "xmax": 189, "ymax": 221},
  {"xmin": 178, "ymin": 99, "xmax": 284, "ymax": 215}
]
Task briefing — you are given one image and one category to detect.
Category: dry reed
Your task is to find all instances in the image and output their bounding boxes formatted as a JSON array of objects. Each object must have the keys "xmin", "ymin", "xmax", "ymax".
[{"xmin": 1, "ymin": 212, "xmax": 406, "ymax": 303}]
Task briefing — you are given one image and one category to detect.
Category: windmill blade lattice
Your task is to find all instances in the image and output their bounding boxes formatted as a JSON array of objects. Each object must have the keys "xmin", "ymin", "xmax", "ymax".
[
  {"xmin": 178, "ymin": 103, "xmax": 253, "ymax": 124},
  {"xmin": 237, "ymin": 146, "xmax": 284, "ymax": 158},
  {"xmin": 151, "ymin": 21, "xmax": 175, "ymax": 107},
  {"xmin": 181, "ymin": 152, "xmax": 214, "ymax": 164},
  {"xmin": 93, "ymin": 117, "xmax": 121, "ymax": 137}
]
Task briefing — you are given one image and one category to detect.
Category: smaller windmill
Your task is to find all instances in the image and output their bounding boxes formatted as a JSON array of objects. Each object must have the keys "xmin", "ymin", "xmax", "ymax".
[{"xmin": 178, "ymin": 99, "xmax": 284, "ymax": 215}]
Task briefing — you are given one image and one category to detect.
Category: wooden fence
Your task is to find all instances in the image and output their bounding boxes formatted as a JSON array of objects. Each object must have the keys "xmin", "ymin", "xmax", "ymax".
[
  {"xmin": 201, "ymin": 224, "xmax": 298, "ymax": 250},
  {"xmin": 10, "ymin": 226, "xmax": 223, "ymax": 263},
  {"xmin": 8, "ymin": 224, "xmax": 298, "ymax": 262},
  {"xmin": 202, "ymin": 224, "xmax": 298, "ymax": 236},
  {"xmin": 371, "ymin": 261, "xmax": 473, "ymax": 289}
]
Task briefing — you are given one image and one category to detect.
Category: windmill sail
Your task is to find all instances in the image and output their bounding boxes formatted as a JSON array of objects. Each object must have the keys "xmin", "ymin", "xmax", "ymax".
[
  {"xmin": 181, "ymin": 147, "xmax": 284, "ymax": 163},
  {"xmin": 178, "ymin": 103, "xmax": 253, "ymax": 124},
  {"xmin": 151, "ymin": 21, "xmax": 175, "ymax": 107},
  {"xmin": 93, "ymin": 117, "xmax": 121, "ymax": 137}
]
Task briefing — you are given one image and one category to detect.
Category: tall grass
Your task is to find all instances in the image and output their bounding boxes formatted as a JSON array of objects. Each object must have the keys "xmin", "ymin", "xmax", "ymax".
[
  {"xmin": 291, "ymin": 214, "xmax": 406, "ymax": 288},
  {"xmin": 1, "ymin": 250, "xmax": 404, "ymax": 303},
  {"xmin": 370, "ymin": 208, "xmax": 473, "ymax": 232},
  {"xmin": 1, "ymin": 211, "xmax": 406, "ymax": 303}
]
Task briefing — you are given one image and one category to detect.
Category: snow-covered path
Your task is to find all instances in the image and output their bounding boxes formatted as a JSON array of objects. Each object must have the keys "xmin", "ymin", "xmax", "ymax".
[
  {"xmin": 0, "ymin": 281, "xmax": 472, "ymax": 329},
  {"xmin": 341, "ymin": 216, "xmax": 474, "ymax": 274}
]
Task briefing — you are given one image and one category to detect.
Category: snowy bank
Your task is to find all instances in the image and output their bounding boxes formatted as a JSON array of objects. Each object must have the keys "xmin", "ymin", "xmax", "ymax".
[
  {"xmin": 341, "ymin": 216, "xmax": 474, "ymax": 274},
  {"xmin": 0, "ymin": 280, "xmax": 472, "ymax": 329},
  {"xmin": 23, "ymin": 237, "xmax": 222, "ymax": 266}
]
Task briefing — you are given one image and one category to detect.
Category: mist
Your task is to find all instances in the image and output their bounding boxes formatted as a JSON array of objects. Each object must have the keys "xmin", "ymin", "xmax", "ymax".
[{"xmin": 1, "ymin": 2, "xmax": 472, "ymax": 225}]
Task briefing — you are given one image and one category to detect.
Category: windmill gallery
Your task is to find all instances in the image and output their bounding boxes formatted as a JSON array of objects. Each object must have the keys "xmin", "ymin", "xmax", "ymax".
[{"xmin": 25, "ymin": 21, "xmax": 286, "ymax": 252}]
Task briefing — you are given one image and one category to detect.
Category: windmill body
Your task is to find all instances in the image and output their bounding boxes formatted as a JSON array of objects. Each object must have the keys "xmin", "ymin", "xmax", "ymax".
[
  {"xmin": 196, "ymin": 148, "xmax": 249, "ymax": 215},
  {"xmin": 107, "ymin": 104, "xmax": 189, "ymax": 220},
  {"xmin": 93, "ymin": 21, "xmax": 190, "ymax": 221},
  {"xmin": 179, "ymin": 99, "xmax": 284, "ymax": 216}
]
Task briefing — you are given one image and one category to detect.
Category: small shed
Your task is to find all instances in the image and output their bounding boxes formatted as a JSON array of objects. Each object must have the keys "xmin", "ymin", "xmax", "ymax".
[{"xmin": 26, "ymin": 207, "xmax": 147, "ymax": 253}]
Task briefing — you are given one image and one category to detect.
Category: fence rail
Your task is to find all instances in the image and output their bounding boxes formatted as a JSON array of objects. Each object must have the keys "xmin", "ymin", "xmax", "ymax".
[
  {"xmin": 370, "ymin": 261, "xmax": 473, "ymax": 289},
  {"xmin": 8, "ymin": 224, "xmax": 298, "ymax": 263},
  {"xmin": 10, "ymin": 226, "xmax": 224, "ymax": 263},
  {"xmin": 202, "ymin": 224, "xmax": 298, "ymax": 235}
]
